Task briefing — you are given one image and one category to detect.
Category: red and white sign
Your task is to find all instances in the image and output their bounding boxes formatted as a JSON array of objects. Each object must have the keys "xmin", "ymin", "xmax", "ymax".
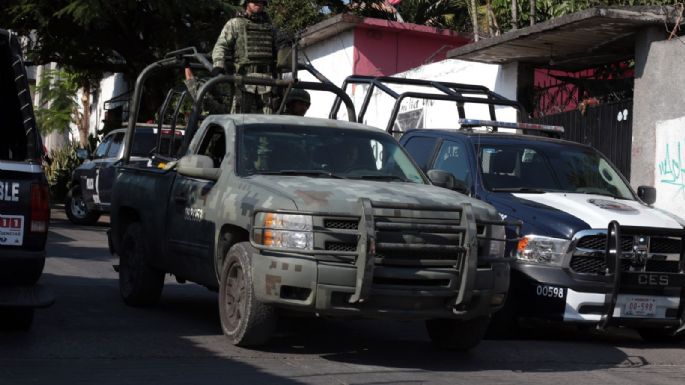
[{"xmin": 0, "ymin": 214, "xmax": 24, "ymax": 246}]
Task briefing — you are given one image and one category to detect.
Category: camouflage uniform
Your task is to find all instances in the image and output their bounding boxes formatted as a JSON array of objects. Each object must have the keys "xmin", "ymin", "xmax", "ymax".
[
  {"xmin": 183, "ymin": 76, "xmax": 231, "ymax": 115},
  {"xmin": 212, "ymin": 11, "xmax": 276, "ymax": 114}
]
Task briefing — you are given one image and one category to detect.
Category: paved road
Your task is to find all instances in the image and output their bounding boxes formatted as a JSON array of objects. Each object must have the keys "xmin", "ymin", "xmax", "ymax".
[{"xmin": 1, "ymin": 208, "xmax": 684, "ymax": 385}]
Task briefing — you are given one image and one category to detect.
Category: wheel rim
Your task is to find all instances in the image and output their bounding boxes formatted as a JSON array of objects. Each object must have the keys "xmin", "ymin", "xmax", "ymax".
[
  {"xmin": 223, "ymin": 262, "xmax": 246, "ymax": 333},
  {"xmin": 70, "ymin": 193, "xmax": 88, "ymax": 219}
]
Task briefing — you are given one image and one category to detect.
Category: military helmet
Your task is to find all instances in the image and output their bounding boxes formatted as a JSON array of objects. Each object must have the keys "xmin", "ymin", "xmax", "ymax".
[{"xmin": 286, "ymin": 88, "xmax": 311, "ymax": 105}]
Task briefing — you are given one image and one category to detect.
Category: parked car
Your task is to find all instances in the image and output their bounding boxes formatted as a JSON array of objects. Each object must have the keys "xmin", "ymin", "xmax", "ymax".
[
  {"xmin": 66, "ymin": 124, "xmax": 184, "ymax": 225},
  {"xmin": 334, "ymin": 75, "xmax": 685, "ymax": 342},
  {"xmin": 0, "ymin": 28, "xmax": 54, "ymax": 329}
]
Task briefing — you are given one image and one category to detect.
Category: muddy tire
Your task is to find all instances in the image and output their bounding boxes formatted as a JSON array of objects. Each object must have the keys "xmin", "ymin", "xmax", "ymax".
[
  {"xmin": 426, "ymin": 316, "xmax": 490, "ymax": 351},
  {"xmin": 219, "ymin": 242, "xmax": 276, "ymax": 347},
  {"xmin": 0, "ymin": 308, "xmax": 34, "ymax": 331},
  {"xmin": 118, "ymin": 222, "xmax": 164, "ymax": 307},
  {"xmin": 65, "ymin": 186, "xmax": 100, "ymax": 225}
]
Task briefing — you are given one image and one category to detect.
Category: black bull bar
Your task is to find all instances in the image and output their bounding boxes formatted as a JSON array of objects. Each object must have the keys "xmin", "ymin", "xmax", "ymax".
[{"xmin": 598, "ymin": 221, "xmax": 685, "ymax": 332}]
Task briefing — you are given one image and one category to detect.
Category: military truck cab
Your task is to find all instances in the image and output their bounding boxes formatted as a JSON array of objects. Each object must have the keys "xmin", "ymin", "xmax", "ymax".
[
  {"xmin": 108, "ymin": 48, "xmax": 510, "ymax": 350},
  {"xmin": 0, "ymin": 28, "xmax": 54, "ymax": 329}
]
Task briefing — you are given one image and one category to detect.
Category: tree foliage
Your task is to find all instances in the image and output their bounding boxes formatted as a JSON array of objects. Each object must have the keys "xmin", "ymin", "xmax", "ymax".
[
  {"xmin": 1, "ymin": 0, "xmax": 238, "ymax": 77},
  {"xmin": 34, "ymin": 69, "xmax": 80, "ymax": 136},
  {"xmin": 491, "ymin": 0, "xmax": 681, "ymax": 33}
]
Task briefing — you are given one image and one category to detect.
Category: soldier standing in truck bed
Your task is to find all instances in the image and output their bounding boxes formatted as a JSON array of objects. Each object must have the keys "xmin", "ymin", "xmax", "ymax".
[{"xmin": 211, "ymin": 0, "xmax": 276, "ymax": 114}]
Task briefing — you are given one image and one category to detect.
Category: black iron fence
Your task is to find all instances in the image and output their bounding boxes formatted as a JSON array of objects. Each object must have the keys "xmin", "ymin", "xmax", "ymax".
[{"xmin": 528, "ymin": 99, "xmax": 633, "ymax": 180}]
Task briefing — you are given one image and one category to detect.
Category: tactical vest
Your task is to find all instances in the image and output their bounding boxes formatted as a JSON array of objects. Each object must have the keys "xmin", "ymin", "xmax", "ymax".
[{"xmin": 235, "ymin": 19, "xmax": 274, "ymax": 73}]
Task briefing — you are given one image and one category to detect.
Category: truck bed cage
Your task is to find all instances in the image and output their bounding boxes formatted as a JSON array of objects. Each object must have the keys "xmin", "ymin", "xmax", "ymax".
[
  {"xmin": 329, "ymin": 75, "xmax": 528, "ymax": 135},
  {"xmin": 123, "ymin": 46, "xmax": 358, "ymax": 165}
]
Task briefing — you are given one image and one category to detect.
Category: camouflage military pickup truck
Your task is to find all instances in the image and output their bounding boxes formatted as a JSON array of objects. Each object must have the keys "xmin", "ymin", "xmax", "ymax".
[{"xmin": 108, "ymin": 49, "xmax": 509, "ymax": 350}]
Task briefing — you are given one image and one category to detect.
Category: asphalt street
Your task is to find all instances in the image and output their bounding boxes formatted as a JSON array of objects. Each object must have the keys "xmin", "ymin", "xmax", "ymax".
[{"xmin": 1, "ymin": 208, "xmax": 684, "ymax": 385}]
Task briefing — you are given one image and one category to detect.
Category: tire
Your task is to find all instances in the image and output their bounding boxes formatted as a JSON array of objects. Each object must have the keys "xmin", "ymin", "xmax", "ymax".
[
  {"xmin": 638, "ymin": 327, "xmax": 685, "ymax": 343},
  {"xmin": 0, "ymin": 308, "xmax": 34, "ymax": 331},
  {"xmin": 65, "ymin": 186, "xmax": 101, "ymax": 225},
  {"xmin": 485, "ymin": 295, "xmax": 520, "ymax": 339},
  {"xmin": 426, "ymin": 316, "xmax": 490, "ymax": 351},
  {"xmin": 118, "ymin": 222, "xmax": 165, "ymax": 307},
  {"xmin": 219, "ymin": 242, "xmax": 276, "ymax": 347}
]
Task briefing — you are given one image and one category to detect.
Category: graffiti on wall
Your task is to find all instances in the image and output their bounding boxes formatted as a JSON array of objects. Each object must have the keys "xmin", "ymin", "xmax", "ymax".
[{"xmin": 654, "ymin": 116, "xmax": 685, "ymax": 215}]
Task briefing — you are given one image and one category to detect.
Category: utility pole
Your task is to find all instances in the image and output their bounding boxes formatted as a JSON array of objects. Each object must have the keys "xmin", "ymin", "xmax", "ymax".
[
  {"xmin": 471, "ymin": 0, "xmax": 480, "ymax": 41},
  {"xmin": 530, "ymin": 0, "xmax": 536, "ymax": 26},
  {"xmin": 511, "ymin": 0, "xmax": 518, "ymax": 30}
]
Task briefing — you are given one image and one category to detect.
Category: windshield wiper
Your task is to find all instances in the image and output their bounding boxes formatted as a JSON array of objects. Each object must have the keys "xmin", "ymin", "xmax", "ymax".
[
  {"xmin": 254, "ymin": 170, "xmax": 346, "ymax": 179},
  {"xmin": 352, "ymin": 175, "xmax": 408, "ymax": 182},
  {"xmin": 490, "ymin": 187, "xmax": 546, "ymax": 193}
]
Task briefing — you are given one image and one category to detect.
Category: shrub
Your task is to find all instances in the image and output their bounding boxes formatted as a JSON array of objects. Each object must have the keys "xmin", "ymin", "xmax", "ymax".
[{"xmin": 45, "ymin": 142, "xmax": 81, "ymax": 202}]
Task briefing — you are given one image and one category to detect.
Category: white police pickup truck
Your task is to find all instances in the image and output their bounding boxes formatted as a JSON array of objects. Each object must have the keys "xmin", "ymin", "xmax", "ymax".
[
  {"xmin": 334, "ymin": 75, "xmax": 685, "ymax": 342},
  {"xmin": 0, "ymin": 28, "xmax": 54, "ymax": 329}
]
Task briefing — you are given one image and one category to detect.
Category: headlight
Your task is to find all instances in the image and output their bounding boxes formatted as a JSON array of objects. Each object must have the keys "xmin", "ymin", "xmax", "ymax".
[
  {"xmin": 516, "ymin": 235, "xmax": 570, "ymax": 266},
  {"xmin": 257, "ymin": 213, "xmax": 313, "ymax": 250}
]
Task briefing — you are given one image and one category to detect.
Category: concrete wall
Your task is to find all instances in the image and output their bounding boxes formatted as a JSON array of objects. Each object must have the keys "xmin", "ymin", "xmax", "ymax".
[
  {"xmin": 631, "ymin": 31, "xmax": 685, "ymax": 214},
  {"xmin": 298, "ymin": 30, "xmax": 355, "ymax": 120}
]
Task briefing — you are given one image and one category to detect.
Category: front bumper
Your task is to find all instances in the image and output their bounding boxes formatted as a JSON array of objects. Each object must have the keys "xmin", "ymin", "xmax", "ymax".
[
  {"xmin": 251, "ymin": 251, "xmax": 509, "ymax": 320},
  {"xmin": 513, "ymin": 263, "xmax": 685, "ymax": 328}
]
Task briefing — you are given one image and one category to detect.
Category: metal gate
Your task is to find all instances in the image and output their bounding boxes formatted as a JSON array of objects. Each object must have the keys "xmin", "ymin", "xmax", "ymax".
[{"xmin": 529, "ymin": 99, "xmax": 633, "ymax": 179}]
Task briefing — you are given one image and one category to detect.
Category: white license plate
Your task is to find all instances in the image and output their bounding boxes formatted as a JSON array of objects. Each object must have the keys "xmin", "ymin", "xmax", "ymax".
[
  {"xmin": 623, "ymin": 296, "xmax": 657, "ymax": 317},
  {"xmin": 0, "ymin": 214, "xmax": 24, "ymax": 246}
]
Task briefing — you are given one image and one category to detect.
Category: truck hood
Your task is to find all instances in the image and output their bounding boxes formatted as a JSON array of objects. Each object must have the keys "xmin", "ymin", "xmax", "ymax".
[
  {"xmin": 247, "ymin": 175, "xmax": 497, "ymax": 219},
  {"xmin": 490, "ymin": 192, "xmax": 682, "ymax": 239}
]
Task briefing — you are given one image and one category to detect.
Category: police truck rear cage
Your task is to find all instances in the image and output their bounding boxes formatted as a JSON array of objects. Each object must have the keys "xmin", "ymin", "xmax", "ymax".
[
  {"xmin": 123, "ymin": 46, "xmax": 358, "ymax": 164},
  {"xmin": 329, "ymin": 75, "xmax": 529, "ymax": 135},
  {"xmin": 598, "ymin": 220, "xmax": 685, "ymax": 333}
]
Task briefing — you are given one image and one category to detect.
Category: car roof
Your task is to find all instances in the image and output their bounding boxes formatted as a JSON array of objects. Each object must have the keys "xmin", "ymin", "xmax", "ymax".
[
  {"xmin": 208, "ymin": 114, "xmax": 384, "ymax": 133},
  {"xmin": 404, "ymin": 128, "xmax": 593, "ymax": 150}
]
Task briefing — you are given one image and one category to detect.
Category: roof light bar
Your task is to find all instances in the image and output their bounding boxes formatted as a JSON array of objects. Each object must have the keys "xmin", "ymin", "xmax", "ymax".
[{"xmin": 458, "ymin": 119, "xmax": 565, "ymax": 134}]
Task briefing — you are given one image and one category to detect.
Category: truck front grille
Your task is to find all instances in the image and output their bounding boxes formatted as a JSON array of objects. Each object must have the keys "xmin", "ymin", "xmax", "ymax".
[{"xmin": 570, "ymin": 233, "xmax": 682, "ymax": 275}]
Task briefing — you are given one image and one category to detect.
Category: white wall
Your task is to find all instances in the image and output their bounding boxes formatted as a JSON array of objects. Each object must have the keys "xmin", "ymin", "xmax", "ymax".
[
  {"xmin": 654, "ymin": 116, "xmax": 685, "ymax": 215},
  {"xmin": 297, "ymin": 30, "xmax": 355, "ymax": 120},
  {"xmin": 91, "ymin": 73, "xmax": 128, "ymax": 136}
]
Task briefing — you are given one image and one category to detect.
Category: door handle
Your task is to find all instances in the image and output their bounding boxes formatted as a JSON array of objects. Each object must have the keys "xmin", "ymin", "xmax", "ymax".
[{"xmin": 174, "ymin": 195, "xmax": 187, "ymax": 204}]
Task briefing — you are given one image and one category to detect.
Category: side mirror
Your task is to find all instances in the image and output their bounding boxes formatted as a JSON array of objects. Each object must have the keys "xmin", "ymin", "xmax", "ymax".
[
  {"xmin": 76, "ymin": 148, "xmax": 90, "ymax": 160},
  {"xmin": 177, "ymin": 155, "xmax": 221, "ymax": 181},
  {"xmin": 637, "ymin": 185, "xmax": 656, "ymax": 205},
  {"xmin": 427, "ymin": 169, "xmax": 470, "ymax": 195}
]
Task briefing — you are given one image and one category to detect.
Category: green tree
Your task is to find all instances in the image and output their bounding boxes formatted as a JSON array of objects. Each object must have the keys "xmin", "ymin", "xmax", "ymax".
[
  {"xmin": 491, "ymin": 0, "xmax": 681, "ymax": 32},
  {"xmin": 34, "ymin": 69, "xmax": 79, "ymax": 137}
]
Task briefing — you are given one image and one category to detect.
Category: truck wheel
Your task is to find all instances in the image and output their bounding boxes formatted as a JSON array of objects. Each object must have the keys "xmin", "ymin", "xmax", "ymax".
[
  {"xmin": 485, "ymin": 295, "xmax": 520, "ymax": 339},
  {"xmin": 119, "ymin": 222, "xmax": 164, "ymax": 307},
  {"xmin": 426, "ymin": 316, "xmax": 490, "ymax": 351},
  {"xmin": 219, "ymin": 242, "xmax": 276, "ymax": 347},
  {"xmin": 0, "ymin": 308, "xmax": 34, "ymax": 331},
  {"xmin": 65, "ymin": 186, "xmax": 101, "ymax": 225},
  {"xmin": 638, "ymin": 327, "xmax": 685, "ymax": 343}
]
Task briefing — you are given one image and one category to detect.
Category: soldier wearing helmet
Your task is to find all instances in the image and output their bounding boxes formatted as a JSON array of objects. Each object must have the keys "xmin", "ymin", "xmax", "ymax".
[
  {"xmin": 284, "ymin": 88, "xmax": 311, "ymax": 116},
  {"xmin": 211, "ymin": 0, "xmax": 275, "ymax": 114}
]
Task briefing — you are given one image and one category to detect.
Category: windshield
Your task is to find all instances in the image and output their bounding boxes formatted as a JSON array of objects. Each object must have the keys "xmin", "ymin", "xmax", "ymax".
[
  {"xmin": 478, "ymin": 143, "xmax": 634, "ymax": 199},
  {"xmin": 238, "ymin": 124, "xmax": 426, "ymax": 183}
]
